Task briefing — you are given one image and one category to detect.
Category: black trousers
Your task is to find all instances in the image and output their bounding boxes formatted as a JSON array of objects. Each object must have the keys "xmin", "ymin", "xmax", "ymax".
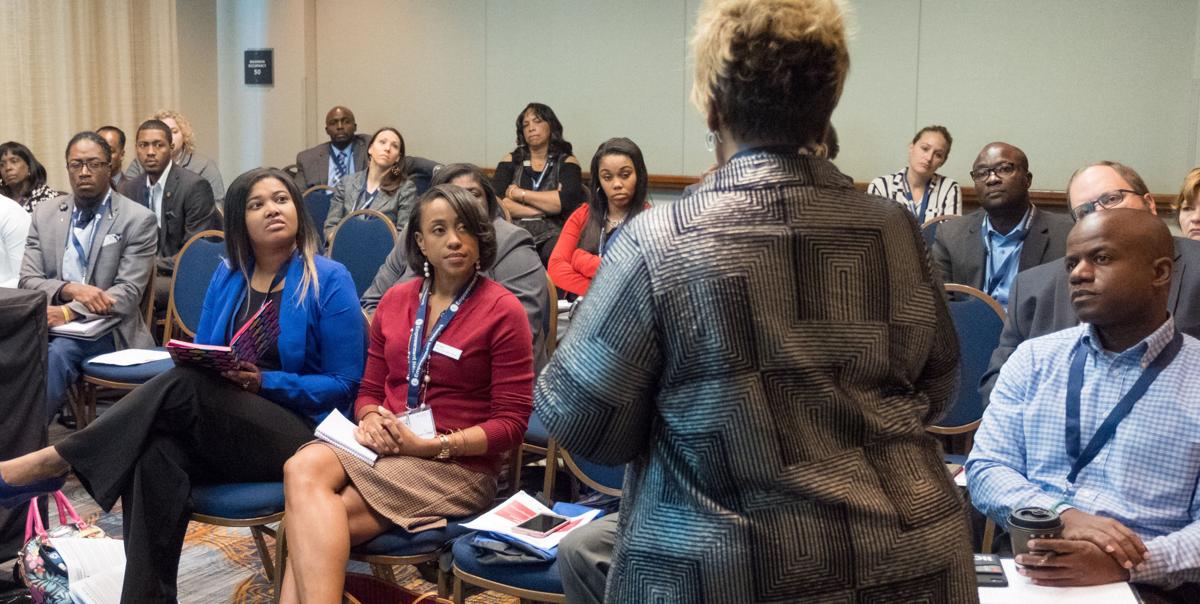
[
  {"xmin": 56, "ymin": 366, "xmax": 314, "ymax": 603},
  {"xmin": 0, "ymin": 289, "xmax": 48, "ymax": 561}
]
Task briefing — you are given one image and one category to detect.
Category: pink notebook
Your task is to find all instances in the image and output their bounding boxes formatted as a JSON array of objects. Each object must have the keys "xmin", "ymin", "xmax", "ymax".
[{"xmin": 167, "ymin": 300, "xmax": 281, "ymax": 372}]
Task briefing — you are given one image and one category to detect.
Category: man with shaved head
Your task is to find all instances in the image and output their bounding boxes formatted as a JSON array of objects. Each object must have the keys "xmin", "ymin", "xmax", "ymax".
[
  {"xmin": 981, "ymin": 161, "xmax": 1200, "ymax": 401},
  {"xmin": 969, "ymin": 210, "xmax": 1200, "ymax": 599},
  {"xmin": 931, "ymin": 142, "xmax": 1073, "ymax": 307}
]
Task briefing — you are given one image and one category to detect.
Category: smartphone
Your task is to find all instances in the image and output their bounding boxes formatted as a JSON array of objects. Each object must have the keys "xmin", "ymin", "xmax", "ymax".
[
  {"xmin": 512, "ymin": 513, "xmax": 570, "ymax": 538},
  {"xmin": 973, "ymin": 553, "xmax": 1008, "ymax": 588}
]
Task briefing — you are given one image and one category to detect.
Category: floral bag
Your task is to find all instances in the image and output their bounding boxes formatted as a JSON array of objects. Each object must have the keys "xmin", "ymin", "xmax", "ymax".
[{"xmin": 16, "ymin": 491, "xmax": 109, "ymax": 604}]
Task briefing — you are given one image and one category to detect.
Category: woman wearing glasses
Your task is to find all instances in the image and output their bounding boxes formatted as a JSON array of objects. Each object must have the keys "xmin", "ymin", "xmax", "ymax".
[{"xmin": 867, "ymin": 125, "xmax": 960, "ymax": 222}]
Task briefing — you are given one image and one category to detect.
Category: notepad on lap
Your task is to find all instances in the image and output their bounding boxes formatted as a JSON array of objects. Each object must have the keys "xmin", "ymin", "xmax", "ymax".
[
  {"xmin": 167, "ymin": 300, "xmax": 280, "ymax": 372},
  {"xmin": 314, "ymin": 410, "xmax": 378, "ymax": 466},
  {"xmin": 49, "ymin": 316, "xmax": 121, "ymax": 340}
]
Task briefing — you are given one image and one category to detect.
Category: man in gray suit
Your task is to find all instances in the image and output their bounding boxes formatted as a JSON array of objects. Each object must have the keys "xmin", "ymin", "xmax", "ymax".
[
  {"xmin": 931, "ymin": 142, "xmax": 1073, "ymax": 307},
  {"xmin": 361, "ymin": 163, "xmax": 550, "ymax": 369},
  {"xmin": 118, "ymin": 119, "xmax": 217, "ymax": 308},
  {"xmin": 980, "ymin": 160, "xmax": 1200, "ymax": 402},
  {"xmin": 20, "ymin": 131, "xmax": 157, "ymax": 422}
]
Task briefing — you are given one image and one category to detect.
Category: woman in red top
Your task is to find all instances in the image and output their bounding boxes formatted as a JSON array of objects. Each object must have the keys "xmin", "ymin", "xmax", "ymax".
[
  {"xmin": 548, "ymin": 137, "xmax": 650, "ymax": 296},
  {"xmin": 280, "ymin": 184, "xmax": 534, "ymax": 604}
]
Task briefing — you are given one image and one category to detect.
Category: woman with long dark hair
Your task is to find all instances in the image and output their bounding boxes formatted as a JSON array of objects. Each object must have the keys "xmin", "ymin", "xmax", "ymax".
[
  {"xmin": 322, "ymin": 127, "xmax": 418, "ymax": 239},
  {"xmin": 491, "ymin": 102, "xmax": 584, "ymax": 263},
  {"xmin": 548, "ymin": 137, "xmax": 650, "ymax": 296},
  {"xmin": 0, "ymin": 141, "xmax": 60, "ymax": 213},
  {"xmin": 0, "ymin": 167, "xmax": 365, "ymax": 602}
]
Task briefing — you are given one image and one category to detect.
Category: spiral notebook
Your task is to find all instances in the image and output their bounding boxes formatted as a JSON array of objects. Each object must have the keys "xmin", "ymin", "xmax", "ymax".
[{"xmin": 166, "ymin": 300, "xmax": 280, "ymax": 372}]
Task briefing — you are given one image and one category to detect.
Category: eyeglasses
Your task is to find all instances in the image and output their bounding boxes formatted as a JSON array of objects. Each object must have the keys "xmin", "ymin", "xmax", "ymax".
[
  {"xmin": 969, "ymin": 163, "xmax": 1018, "ymax": 182},
  {"xmin": 1070, "ymin": 189, "xmax": 1141, "ymax": 221},
  {"xmin": 66, "ymin": 159, "xmax": 110, "ymax": 173}
]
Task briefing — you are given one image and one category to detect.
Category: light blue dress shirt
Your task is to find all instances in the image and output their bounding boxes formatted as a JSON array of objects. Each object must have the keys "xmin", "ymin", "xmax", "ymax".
[
  {"xmin": 981, "ymin": 207, "xmax": 1033, "ymax": 307},
  {"xmin": 327, "ymin": 143, "xmax": 353, "ymax": 186},
  {"xmin": 968, "ymin": 317, "xmax": 1200, "ymax": 588}
]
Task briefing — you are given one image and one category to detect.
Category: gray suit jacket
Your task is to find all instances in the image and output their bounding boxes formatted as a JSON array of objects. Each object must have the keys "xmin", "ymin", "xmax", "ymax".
[
  {"xmin": 118, "ymin": 164, "xmax": 217, "ymax": 274},
  {"xmin": 980, "ymin": 235, "xmax": 1200, "ymax": 402},
  {"xmin": 362, "ymin": 217, "xmax": 550, "ymax": 370},
  {"xmin": 931, "ymin": 207, "xmax": 1074, "ymax": 290},
  {"xmin": 125, "ymin": 150, "xmax": 225, "ymax": 203},
  {"xmin": 20, "ymin": 191, "xmax": 158, "ymax": 349},
  {"xmin": 323, "ymin": 170, "xmax": 418, "ymax": 239}
]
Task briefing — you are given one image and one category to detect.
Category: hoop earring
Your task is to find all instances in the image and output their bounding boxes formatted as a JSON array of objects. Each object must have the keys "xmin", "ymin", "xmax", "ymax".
[
  {"xmin": 705, "ymin": 130, "xmax": 722, "ymax": 152},
  {"xmin": 423, "ymin": 261, "xmax": 430, "ymax": 278},
  {"xmin": 475, "ymin": 260, "xmax": 481, "ymax": 271}
]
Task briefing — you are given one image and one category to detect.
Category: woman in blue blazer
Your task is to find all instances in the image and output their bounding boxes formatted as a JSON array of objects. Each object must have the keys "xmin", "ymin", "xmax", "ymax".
[{"xmin": 0, "ymin": 167, "xmax": 365, "ymax": 603}]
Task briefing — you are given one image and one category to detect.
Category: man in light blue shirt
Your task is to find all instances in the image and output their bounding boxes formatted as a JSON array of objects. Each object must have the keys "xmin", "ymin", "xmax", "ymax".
[{"xmin": 968, "ymin": 209, "xmax": 1200, "ymax": 596}]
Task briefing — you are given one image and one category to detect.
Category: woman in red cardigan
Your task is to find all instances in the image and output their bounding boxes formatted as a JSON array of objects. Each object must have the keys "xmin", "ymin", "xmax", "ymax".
[
  {"xmin": 279, "ymin": 184, "xmax": 534, "ymax": 604},
  {"xmin": 548, "ymin": 138, "xmax": 650, "ymax": 296}
]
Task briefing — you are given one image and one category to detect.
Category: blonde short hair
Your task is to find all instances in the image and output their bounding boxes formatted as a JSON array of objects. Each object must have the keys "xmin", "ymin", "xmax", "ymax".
[
  {"xmin": 690, "ymin": 0, "xmax": 850, "ymax": 146},
  {"xmin": 1175, "ymin": 167, "xmax": 1200, "ymax": 212},
  {"xmin": 149, "ymin": 109, "xmax": 195, "ymax": 155}
]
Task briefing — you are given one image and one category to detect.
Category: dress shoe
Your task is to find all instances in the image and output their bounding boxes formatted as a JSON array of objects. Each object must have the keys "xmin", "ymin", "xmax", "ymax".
[{"xmin": 0, "ymin": 473, "xmax": 65, "ymax": 508}]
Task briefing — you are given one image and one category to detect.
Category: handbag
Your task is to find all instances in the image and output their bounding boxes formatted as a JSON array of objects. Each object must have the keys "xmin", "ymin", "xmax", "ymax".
[
  {"xmin": 342, "ymin": 572, "xmax": 452, "ymax": 604},
  {"xmin": 16, "ymin": 491, "xmax": 109, "ymax": 604}
]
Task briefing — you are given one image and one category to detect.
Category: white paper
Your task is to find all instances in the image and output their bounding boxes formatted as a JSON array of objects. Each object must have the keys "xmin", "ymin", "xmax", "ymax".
[
  {"xmin": 48, "ymin": 537, "xmax": 126, "ymax": 586},
  {"xmin": 977, "ymin": 558, "xmax": 1137, "ymax": 604},
  {"xmin": 69, "ymin": 566, "xmax": 125, "ymax": 604},
  {"xmin": 86, "ymin": 348, "xmax": 172, "ymax": 366},
  {"xmin": 314, "ymin": 409, "xmax": 378, "ymax": 466},
  {"xmin": 462, "ymin": 491, "xmax": 601, "ymax": 551}
]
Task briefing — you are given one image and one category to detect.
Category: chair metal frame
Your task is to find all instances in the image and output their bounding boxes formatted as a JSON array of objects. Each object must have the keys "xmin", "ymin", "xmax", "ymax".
[
  {"xmin": 190, "ymin": 506, "xmax": 286, "ymax": 588},
  {"xmin": 929, "ymin": 283, "xmax": 1006, "ymax": 437},
  {"xmin": 451, "ymin": 447, "xmax": 624, "ymax": 604},
  {"xmin": 510, "ymin": 273, "xmax": 559, "ymax": 496},
  {"xmin": 302, "ymin": 184, "xmax": 337, "ymax": 244}
]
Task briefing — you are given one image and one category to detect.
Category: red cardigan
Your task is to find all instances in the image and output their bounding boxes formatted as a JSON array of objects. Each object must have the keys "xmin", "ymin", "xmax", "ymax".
[
  {"xmin": 548, "ymin": 204, "xmax": 600, "ymax": 296},
  {"xmin": 356, "ymin": 277, "xmax": 534, "ymax": 475}
]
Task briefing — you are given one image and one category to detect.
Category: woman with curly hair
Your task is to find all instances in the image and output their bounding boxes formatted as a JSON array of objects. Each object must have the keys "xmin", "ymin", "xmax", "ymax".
[{"xmin": 539, "ymin": 0, "xmax": 977, "ymax": 601}]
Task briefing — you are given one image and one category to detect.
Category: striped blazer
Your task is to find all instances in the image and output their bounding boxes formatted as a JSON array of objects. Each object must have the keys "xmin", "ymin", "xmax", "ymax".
[
  {"xmin": 536, "ymin": 150, "xmax": 978, "ymax": 602},
  {"xmin": 868, "ymin": 168, "xmax": 962, "ymax": 222}
]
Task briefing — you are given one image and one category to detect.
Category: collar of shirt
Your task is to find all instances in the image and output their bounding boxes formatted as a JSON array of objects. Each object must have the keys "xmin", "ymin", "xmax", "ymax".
[
  {"xmin": 331, "ymin": 144, "xmax": 352, "ymax": 165},
  {"xmin": 982, "ymin": 205, "xmax": 1035, "ymax": 246},
  {"xmin": 1080, "ymin": 315, "xmax": 1177, "ymax": 369},
  {"xmin": 146, "ymin": 160, "xmax": 173, "ymax": 195},
  {"xmin": 728, "ymin": 145, "xmax": 800, "ymax": 163}
]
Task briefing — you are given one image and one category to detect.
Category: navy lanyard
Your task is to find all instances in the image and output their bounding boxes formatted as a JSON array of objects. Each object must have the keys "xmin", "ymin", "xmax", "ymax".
[
  {"xmin": 902, "ymin": 170, "xmax": 934, "ymax": 219},
  {"xmin": 1064, "ymin": 330, "xmax": 1183, "ymax": 483},
  {"xmin": 227, "ymin": 262, "xmax": 289, "ymax": 343},
  {"xmin": 353, "ymin": 184, "xmax": 379, "ymax": 213},
  {"xmin": 405, "ymin": 275, "xmax": 479, "ymax": 410},
  {"xmin": 69, "ymin": 195, "xmax": 110, "ymax": 271},
  {"xmin": 525, "ymin": 156, "xmax": 554, "ymax": 191},
  {"xmin": 983, "ymin": 212, "xmax": 1031, "ymax": 297}
]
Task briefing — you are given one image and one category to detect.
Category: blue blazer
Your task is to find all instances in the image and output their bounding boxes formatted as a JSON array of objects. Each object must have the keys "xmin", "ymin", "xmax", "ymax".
[{"xmin": 194, "ymin": 252, "xmax": 366, "ymax": 424}]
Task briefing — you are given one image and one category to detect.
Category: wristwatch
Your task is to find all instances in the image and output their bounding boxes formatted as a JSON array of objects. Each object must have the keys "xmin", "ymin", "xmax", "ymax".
[{"xmin": 435, "ymin": 434, "xmax": 452, "ymax": 460}]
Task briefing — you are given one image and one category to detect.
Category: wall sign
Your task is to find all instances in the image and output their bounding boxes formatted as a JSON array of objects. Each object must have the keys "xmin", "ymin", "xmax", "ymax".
[{"xmin": 244, "ymin": 49, "xmax": 273, "ymax": 85}]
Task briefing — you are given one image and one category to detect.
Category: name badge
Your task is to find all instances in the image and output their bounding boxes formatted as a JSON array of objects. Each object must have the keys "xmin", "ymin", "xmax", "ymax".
[
  {"xmin": 403, "ymin": 406, "xmax": 437, "ymax": 439},
  {"xmin": 432, "ymin": 341, "xmax": 463, "ymax": 360}
]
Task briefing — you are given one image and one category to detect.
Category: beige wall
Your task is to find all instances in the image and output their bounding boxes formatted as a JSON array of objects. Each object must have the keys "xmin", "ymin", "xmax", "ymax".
[
  {"xmin": 201, "ymin": 0, "xmax": 1200, "ymax": 194},
  {"xmin": 177, "ymin": 0, "xmax": 220, "ymax": 168}
]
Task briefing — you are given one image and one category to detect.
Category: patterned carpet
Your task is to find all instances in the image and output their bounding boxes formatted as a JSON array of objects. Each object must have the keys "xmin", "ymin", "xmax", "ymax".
[{"xmin": 1, "ymin": 421, "xmax": 521, "ymax": 603}]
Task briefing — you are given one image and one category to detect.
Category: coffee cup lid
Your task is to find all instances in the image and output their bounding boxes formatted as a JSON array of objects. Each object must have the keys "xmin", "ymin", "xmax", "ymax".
[{"xmin": 1009, "ymin": 507, "xmax": 1061, "ymax": 529}]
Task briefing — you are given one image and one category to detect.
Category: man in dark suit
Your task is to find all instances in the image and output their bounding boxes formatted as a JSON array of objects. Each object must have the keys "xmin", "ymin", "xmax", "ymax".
[
  {"xmin": 20, "ymin": 132, "xmax": 157, "ymax": 422},
  {"xmin": 294, "ymin": 106, "xmax": 367, "ymax": 191},
  {"xmin": 931, "ymin": 142, "xmax": 1073, "ymax": 307},
  {"xmin": 980, "ymin": 160, "xmax": 1200, "ymax": 402},
  {"xmin": 118, "ymin": 119, "xmax": 217, "ymax": 308}
]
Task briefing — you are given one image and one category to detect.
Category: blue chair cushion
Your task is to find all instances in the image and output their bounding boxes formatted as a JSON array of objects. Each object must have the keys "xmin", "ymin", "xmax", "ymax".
[
  {"xmin": 353, "ymin": 520, "xmax": 471, "ymax": 557},
  {"xmin": 191, "ymin": 482, "xmax": 284, "ymax": 519},
  {"xmin": 82, "ymin": 348, "xmax": 175, "ymax": 384},
  {"xmin": 451, "ymin": 532, "xmax": 562, "ymax": 594},
  {"xmin": 525, "ymin": 412, "xmax": 550, "ymax": 448}
]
